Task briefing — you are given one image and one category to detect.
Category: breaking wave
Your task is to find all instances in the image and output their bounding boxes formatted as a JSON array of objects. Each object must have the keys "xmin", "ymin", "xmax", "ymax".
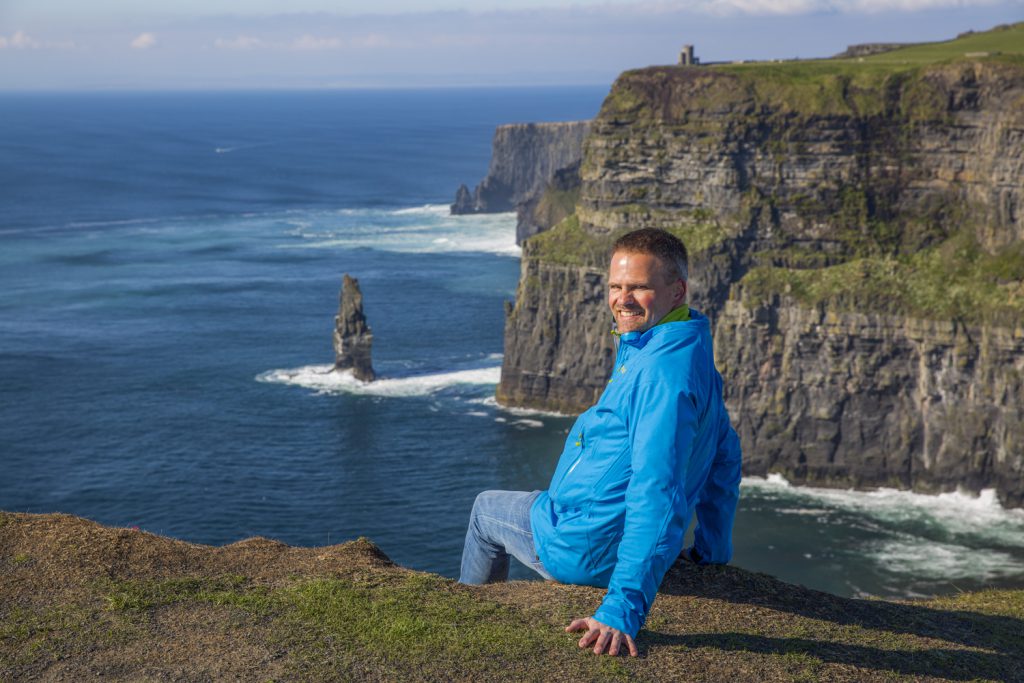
[
  {"xmin": 256, "ymin": 363, "xmax": 501, "ymax": 397},
  {"xmin": 742, "ymin": 473, "xmax": 1024, "ymax": 547},
  {"xmin": 280, "ymin": 205, "xmax": 519, "ymax": 257},
  {"xmin": 742, "ymin": 473, "xmax": 1024, "ymax": 591},
  {"xmin": 866, "ymin": 536, "xmax": 1022, "ymax": 582},
  {"xmin": 468, "ymin": 395, "xmax": 572, "ymax": 418}
]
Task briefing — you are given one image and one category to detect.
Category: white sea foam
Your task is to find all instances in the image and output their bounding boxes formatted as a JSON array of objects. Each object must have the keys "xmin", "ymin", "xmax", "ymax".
[
  {"xmin": 256, "ymin": 364, "xmax": 501, "ymax": 397},
  {"xmin": 510, "ymin": 419, "xmax": 545, "ymax": 429},
  {"xmin": 868, "ymin": 536, "xmax": 1023, "ymax": 582},
  {"xmin": 469, "ymin": 395, "xmax": 572, "ymax": 418},
  {"xmin": 214, "ymin": 142, "xmax": 271, "ymax": 154},
  {"xmin": 330, "ymin": 205, "xmax": 453, "ymax": 218},
  {"xmin": 278, "ymin": 207, "xmax": 520, "ymax": 257},
  {"xmin": 743, "ymin": 473, "xmax": 1024, "ymax": 547},
  {"xmin": 392, "ymin": 204, "xmax": 453, "ymax": 216}
]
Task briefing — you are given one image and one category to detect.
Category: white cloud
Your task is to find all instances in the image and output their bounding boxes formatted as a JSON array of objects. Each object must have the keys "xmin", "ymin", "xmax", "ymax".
[
  {"xmin": 351, "ymin": 33, "xmax": 393, "ymax": 49},
  {"xmin": 9, "ymin": 30, "xmax": 39, "ymax": 48},
  {"xmin": 291, "ymin": 34, "xmax": 344, "ymax": 50},
  {"xmin": 214, "ymin": 35, "xmax": 266, "ymax": 50},
  {"xmin": 130, "ymin": 32, "xmax": 157, "ymax": 49},
  {"xmin": 0, "ymin": 30, "xmax": 76, "ymax": 50}
]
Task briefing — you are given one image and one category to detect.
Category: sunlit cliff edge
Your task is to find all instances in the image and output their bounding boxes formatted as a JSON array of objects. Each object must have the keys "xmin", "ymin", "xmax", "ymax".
[{"xmin": 2, "ymin": 512, "xmax": 1022, "ymax": 682}]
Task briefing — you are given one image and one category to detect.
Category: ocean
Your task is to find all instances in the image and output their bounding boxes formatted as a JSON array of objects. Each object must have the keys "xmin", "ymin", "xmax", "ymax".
[{"xmin": 2, "ymin": 88, "xmax": 1022, "ymax": 599}]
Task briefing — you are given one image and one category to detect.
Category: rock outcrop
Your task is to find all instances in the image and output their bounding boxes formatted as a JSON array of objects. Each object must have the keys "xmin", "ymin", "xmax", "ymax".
[
  {"xmin": 451, "ymin": 121, "xmax": 591, "ymax": 243},
  {"xmin": 333, "ymin": 274, "xmax": 375, "ymax": 382},
  {"xmin": 834, "ymin": 43, "xmax": 916, "ymax": 59},
  {"xmin": 497, "ymin": 32, "xmax": 1024, "ymax": 505}
]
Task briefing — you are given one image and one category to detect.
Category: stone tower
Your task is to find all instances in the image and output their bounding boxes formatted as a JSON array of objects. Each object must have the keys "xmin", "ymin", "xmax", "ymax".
[{"xmin": 679, "ymin": 44, "xmax": 697, "ymax": 66}]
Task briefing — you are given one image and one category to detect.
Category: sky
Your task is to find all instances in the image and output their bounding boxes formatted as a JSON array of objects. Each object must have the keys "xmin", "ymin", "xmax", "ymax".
[{"xmin": 0, "ymin": 0, "xmax": 1021, "ymax": 89}]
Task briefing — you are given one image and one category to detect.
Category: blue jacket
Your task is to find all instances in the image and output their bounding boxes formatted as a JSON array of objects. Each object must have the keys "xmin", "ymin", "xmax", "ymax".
[{"xmin": 530, "ymin": 309, "xmax": 742, "ymax": 638}]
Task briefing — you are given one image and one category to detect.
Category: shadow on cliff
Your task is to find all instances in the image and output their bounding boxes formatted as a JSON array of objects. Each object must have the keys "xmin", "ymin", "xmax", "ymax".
[
  {"xmin": 655, "ymin": 559, "xmax": 1024, "ymax": 680},
  {"xmin": 643, "ymin": 632, "xmax": 1012, "ymax": 681}
]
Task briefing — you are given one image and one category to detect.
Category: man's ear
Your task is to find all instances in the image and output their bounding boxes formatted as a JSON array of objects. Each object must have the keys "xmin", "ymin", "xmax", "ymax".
[{"xmin": 676, "ymin": 279, "xmax": 688, "ymax": 306}]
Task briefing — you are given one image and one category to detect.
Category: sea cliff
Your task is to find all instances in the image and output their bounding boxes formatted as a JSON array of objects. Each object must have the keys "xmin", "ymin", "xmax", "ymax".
[
  {"xmin": 497, "ymin": 25, "xmax": 1024, "ymax": 505},
  {"xmin": 451, "ymin": 121, "xmax": 590, "ymax": 243}
]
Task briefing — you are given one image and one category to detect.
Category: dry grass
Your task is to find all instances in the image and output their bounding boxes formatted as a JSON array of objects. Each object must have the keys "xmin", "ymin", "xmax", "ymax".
[{"xmin": 2, "ymin": 511, "xmax": 1022, "ymax": 682}]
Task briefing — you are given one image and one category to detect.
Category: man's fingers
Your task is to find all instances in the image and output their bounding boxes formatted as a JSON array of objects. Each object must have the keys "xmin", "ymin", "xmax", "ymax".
[
  {"xmin": 564, "ymin": 616, "xmax": 639, "ymax": 657},
  {"xmin": 565, "ymin": 618, "xmax": 589, "ymax": 633},
  {"xmin": 592, "ymin": 630, "xmax": 611, "ymax": 655},
  {"xmin": 578, "ymin": 627, "xmax": 601, "ymax": 649}
]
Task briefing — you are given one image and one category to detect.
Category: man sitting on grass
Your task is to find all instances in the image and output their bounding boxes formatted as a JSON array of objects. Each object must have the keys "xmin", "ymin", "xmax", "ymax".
[{"xmin": 459, "ymin": 227, "xmax": 743, "ymax": 657}]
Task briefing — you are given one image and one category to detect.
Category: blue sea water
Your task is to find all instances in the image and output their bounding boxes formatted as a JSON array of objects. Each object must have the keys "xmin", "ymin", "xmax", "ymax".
[{"xmin": 2, "ymin": 88, "xmax": 1023, "ymax": 599}]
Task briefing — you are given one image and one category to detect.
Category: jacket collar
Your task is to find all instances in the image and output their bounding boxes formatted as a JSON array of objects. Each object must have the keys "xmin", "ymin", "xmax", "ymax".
[{"xmin": 617, "ymin": 308, "xmax": 707, "ymax": 349}]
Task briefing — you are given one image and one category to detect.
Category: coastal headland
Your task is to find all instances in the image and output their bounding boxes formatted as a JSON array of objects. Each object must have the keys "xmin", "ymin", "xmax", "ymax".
[
  {"xmin": 2, "ymin": 511, "xmax": 1022, "ymax": 681},
  {"xmin": 495, "ymin": 22, "xmax": 1024, "ymax": 506},
  {"xmin": 451, "ymin": 120, "xmax": 591, "ymax": 244}
]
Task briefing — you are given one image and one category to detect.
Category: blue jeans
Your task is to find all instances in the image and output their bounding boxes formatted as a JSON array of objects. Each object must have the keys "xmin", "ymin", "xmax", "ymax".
[{"xmin": 459, "ymin": 489, "xmax": 554, "ymax": 584}]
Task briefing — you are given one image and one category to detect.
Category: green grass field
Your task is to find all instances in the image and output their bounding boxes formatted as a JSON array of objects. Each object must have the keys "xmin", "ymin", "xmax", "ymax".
[{"xmin": 861, "ymin": 22, "xmax": 1024, "ymax": 64}]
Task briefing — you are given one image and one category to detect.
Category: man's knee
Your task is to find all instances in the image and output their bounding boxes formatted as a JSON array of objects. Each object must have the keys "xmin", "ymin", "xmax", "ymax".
[
  {"xmin": 473, "ymin": 490, "xmax": 498, "ymax": 509},
  {"xmin": 468, "ymin": 491, "xmax": 495, "ymax": 535}
]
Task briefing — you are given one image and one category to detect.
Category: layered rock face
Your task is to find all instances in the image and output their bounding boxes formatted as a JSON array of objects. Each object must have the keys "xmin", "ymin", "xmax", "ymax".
[
  {"xmin": 451, "ymin": 121, "xmax": 590, "ymax": 243},
  {"xmin": 333, "ymin": 274, "xmax": 375, "ymax": 382},
  {"xmin": 498, "ymin": 56, "xmax": 1024, "ymax": 504},
  {"xmin": 717, "ymin": 301, "xmax": 1024, "ymax": 506}
]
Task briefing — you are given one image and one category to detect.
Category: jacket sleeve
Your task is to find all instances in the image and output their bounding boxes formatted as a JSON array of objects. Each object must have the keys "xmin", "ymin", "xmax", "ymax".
[
  {"xmin": 592, "ymin": 379, "xmax": 697, "ymax": 638},
  {"xmin": 692, "ymin": 396, "xmax": 742, "ymax": 564}
]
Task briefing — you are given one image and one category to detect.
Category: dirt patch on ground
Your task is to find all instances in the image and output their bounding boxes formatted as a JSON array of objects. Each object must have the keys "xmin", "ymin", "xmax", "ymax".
[{"xmin": 2, "ymin": 511, "xmax": 1022, "ymax": 682}]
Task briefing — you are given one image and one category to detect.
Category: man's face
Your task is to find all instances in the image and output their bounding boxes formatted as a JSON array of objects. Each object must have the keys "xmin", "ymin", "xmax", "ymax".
[{"xmin": 607, "ymin": 250, "xmax": 687, "ymax": 334}]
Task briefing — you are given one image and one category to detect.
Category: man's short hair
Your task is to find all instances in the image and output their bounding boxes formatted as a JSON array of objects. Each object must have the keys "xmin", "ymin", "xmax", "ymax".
[{"xmin": 612, "ymin": 228, "xmax": 689, "ymax": 282}]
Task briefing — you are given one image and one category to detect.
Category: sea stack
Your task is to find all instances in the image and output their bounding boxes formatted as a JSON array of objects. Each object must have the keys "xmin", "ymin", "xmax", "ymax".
[{"xmin": 333, "ymin": 274, "xmax": 375, "ymax": 382}]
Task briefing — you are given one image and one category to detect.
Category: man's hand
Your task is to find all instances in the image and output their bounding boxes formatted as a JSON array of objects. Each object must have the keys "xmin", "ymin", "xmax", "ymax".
[{"xmin": 565, "ymin": 616, "xmax": 639, "ymax": 657}]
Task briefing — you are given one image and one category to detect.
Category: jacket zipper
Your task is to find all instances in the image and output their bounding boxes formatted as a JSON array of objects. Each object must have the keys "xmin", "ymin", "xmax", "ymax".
[
  {"xmin": 552, "ymin": 431, "xmax": 584, "ymax": 495},
  {"xmin": 565, "ymin": 432, "xmax": 585, "ymax": 476},
  {"xmin": 553, "ymin": 342, "xmax": 629, "ymax": 497}
]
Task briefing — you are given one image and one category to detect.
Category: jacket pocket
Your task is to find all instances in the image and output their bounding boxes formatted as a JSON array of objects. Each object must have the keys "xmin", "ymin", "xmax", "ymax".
[
  {"xmin": 554, "ymin": 407, "xmax": 627, "ymax": 506},
  {"xmin": 584, "ymin": 512, "xmax": 623, "ymax": 574}
]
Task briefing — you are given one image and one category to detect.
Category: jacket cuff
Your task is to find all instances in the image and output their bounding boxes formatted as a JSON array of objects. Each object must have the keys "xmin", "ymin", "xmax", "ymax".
[{"xmin": 594, "ymin": 598, "xmax": 641, "ymax": 639}]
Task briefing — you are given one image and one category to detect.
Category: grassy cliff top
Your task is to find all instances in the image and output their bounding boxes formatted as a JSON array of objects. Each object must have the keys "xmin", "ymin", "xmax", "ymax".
[
  {"xmin": 3, "ymin": 511, "xmax": 1023, "ymax": 681},
  {"xmin": 857, "ymin": 22, "xmax": 1024, "ymax": 64},
  {"xmin": 601, "ymin": 22, "xmax": 1024, "ymax": 123}
]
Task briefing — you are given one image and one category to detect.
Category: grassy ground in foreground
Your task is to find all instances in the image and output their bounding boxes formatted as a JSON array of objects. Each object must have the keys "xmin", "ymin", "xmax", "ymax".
[{"xmin": 2, "ymin": 512, "xmax": 1022, "ymax": 682}]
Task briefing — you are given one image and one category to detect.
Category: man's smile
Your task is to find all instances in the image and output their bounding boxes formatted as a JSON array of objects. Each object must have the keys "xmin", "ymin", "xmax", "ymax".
[{"xmin": 607, "ymin": 250, "xmax": 687, "ymax": 334}]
